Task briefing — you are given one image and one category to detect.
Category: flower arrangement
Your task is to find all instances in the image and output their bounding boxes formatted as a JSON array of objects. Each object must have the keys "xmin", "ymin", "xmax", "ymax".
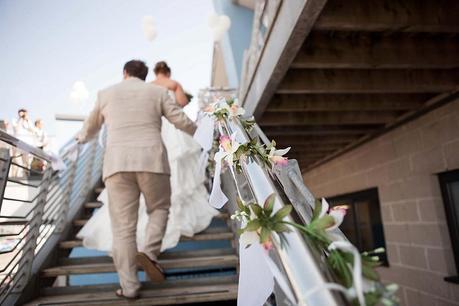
[
  {"xmin": 202, "ymin": 96, "xmax": 399, "ymax": 306},
  {"xmin": 215, "ymin": 133, "xmax": 290, "ymax": 172},
  {"xmin": 232, "ymin": 194, "xmax": 399, "ymax": 306},
  {"xmin": 204, "ymin": 97, "xmax": 255, "ymax": 130}
]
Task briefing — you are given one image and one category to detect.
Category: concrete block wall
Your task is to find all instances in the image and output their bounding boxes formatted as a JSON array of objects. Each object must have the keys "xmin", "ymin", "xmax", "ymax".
[{"xmin": 302, "ymin": 99, "xmax": 459, "ymax": 305}]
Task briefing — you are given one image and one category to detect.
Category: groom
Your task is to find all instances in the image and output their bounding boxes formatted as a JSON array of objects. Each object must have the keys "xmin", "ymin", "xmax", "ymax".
[{"xmin": 77, "ymin": 60, "xmax": 196, "ymax": 298}]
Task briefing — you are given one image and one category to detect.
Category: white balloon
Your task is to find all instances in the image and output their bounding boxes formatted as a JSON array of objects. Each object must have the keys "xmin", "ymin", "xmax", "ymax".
[
  {"xmin": 142, "ymin": 23, "xmax": 157, "ymax": 42},
  {"xmin": 208, "ymin": 13, "xmax": 220, "ymax": 28},
  {"xmin": 144, "ymin": 29, "xmax": 156, "ymax": 42},
  {"xmin": 142, "ymin": 15, "xmax": 155, "ymax": 26},
  {"xmin": 219, "ymin": 15, "xmax": 231, "ymax": 31},
  {"xmin": 70, "ymin": 81, "xmax": 89, "ymax": 103},
  {"xmin": 212, "ymin": 27, "xmax": 225, "ymax": 41}
]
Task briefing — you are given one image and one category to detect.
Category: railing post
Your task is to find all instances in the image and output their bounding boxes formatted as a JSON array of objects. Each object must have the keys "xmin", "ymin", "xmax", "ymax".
[
  {"xmin": 0, "ymin": 148, "xmax": 11, "ymax": 212},
  {"xmin": 82, "ymin": 138, "xmax": 98, "ymax": 195},
  {"xmin": 55, "ymin": 147, "xmax": 80, "ymax": 233},
  {"xmin": 14, "ymin": 166, "xmax": 52, "ymax": 292}
]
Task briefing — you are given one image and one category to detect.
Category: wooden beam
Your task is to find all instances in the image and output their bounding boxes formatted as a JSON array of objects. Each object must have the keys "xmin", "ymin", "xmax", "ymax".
[
  {"xmin": 259, "ymin": 111, "xmax": 402, "ymax": 126},
  {"xmin": 267, "ymin": 134, "xmax": 359, "ymax": 145},
  {"xmin": 278, "ymin": 68, "xmax": 459, "ymax": 94},
  {"xmin": 302, "ymin": 90, "xmax": 459, "ymax": 172},
  {"xmin": 265, "ymin": 93, "xmax": 430, "ymax": 112},
  {"xmin": 284, "ymin": 144, "xmax": 344, "ymax": 153},
  {"xmin": 262, "ymin": 125, "xmax": 379, "ymax": 136},
  {"xmin": 243, "ymin": 0, "xmax": 328, "ymax": 119},
  {"xmin": 314, "ymin": 0, "xmax": 459, "ymax": 33},
  {"xmin": 292, "ymin": 32, "xmax": 459, "ymax": 69}
]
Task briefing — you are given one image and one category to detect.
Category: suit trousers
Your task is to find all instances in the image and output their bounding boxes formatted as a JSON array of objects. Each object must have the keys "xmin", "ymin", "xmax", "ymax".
[{"xmin": 105, "ymin": 172, "xmax": 171, "ymax": 296}]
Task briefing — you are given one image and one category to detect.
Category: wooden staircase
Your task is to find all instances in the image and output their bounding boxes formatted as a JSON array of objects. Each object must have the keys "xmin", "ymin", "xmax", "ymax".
[{"xmin": 24, "ymin": 187, "xmax": 238, "ymax": 306}]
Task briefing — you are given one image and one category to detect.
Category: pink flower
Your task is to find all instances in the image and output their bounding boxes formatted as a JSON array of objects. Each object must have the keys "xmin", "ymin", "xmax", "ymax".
[
  {"xmin": 214, "ymin": 133, "xmax": 241, "ymax": 166},
  {"xmin": 268, "ymin": 146, "xmax": 290, "ymax": 167},
  {"xmin": 327, "ymin": 205, "xmax": 348, "ymax": 231},
  {"xmin": 204, "ymin": 104, "xmax": 215, "ymax": 113},
  {"xmin": 262, "ymin": 240, "xmax": 273, "ymax": 251},
  {"xmin": 219, "ymin": 135, "xmax": 232, "ymax": 152},
  {"xmin": 316, "ymin": 199, "xmax": 348, "ymax": 231},
  {"xmin": 270, "ymin": 155, "xmax": 288, "ymax": 166}
]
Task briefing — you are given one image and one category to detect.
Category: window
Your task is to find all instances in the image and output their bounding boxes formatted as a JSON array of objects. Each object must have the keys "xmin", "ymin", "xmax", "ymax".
[
  {"xmin": 327, "ymin": 188, "xmax": 388, "ymax": 265},
  {"xmin": 439, "ymin": 169, "xmax": 459, "ymax": 283}
]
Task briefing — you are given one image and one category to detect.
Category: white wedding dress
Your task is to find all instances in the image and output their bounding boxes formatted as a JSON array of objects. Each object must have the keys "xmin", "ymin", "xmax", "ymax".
[{"xmin": 77, "ymin": 91, "xmax": 219, "ymax": 253}]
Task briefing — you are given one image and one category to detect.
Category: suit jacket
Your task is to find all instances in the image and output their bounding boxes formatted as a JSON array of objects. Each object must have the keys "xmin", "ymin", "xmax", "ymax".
[{"xmin": 78, "ymin": 77, "xmax": 197, "ymax": 180}]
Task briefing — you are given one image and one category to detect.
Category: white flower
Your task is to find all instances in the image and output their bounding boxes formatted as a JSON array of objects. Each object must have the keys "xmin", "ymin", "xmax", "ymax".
[
  {"xmin": 268, "ymin": 146, "xmax": 290, "ymax": 167},
  {"xmin": 221, "ymin": 99, "xmax": 245, "ymax": 117},
  {"xmin": 317, "ymin": 198, "xmax": 347, "ymax": 231},
  {"xmin": 214, "ymin": 133, "xmax": 240, "ymax": 166}
]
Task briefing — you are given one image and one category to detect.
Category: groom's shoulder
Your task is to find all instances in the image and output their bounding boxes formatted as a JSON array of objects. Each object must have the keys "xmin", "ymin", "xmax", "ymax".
[{"xmin": 146, "ymin": 83, "xmax": 170, "ymax": 99}]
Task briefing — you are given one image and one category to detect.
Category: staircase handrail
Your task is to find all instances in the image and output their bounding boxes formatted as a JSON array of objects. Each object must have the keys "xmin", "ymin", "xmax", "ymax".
[{"xmin": 0, "ymin": 129, "xmax": 105, "ymax": 305}]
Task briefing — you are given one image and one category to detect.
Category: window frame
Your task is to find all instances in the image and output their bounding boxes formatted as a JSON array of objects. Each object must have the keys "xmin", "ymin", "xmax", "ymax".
[
  {"xmin": 439, "ymin": 169, "xmax": 459, "ymax": 282},
  {"xmin": 328, "ymin": 187, "xmax": 389, "ymax": 266}
]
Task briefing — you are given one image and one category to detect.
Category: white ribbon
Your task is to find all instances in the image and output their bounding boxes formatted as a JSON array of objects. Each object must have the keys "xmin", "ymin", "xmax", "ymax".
[
  {"xmin": 193, "ymin": 115, "xmax": 214, "ymax": 151},
  {"xmin": 66, "ymin": 143, "xmax": 80, "ymax": 162},
  {"xmin": 49, "ymin": 153, "xmax": 67, "ymax": 171},
  {"xmin": 263, "ymin": 251, "xmax": 296, "ymax": 303},
  {"xmin": 237, "ymin": 242, "xmax": 274, "ymax": 306},
  {"xmin": 208, "ymin": 150, "xmax": 228, "ymax": 208}
]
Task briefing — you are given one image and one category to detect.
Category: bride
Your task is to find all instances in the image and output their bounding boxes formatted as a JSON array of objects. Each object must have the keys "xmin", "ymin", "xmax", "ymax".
[{"xmin": 77, "ymin": 61, "xmax": 219, "ymax": 253}]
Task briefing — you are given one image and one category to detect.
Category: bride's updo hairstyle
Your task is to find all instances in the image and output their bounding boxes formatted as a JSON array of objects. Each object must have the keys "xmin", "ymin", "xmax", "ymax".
[{"xmin": 154, "ymin": 61, "xmax": 171, "ymax": 76}]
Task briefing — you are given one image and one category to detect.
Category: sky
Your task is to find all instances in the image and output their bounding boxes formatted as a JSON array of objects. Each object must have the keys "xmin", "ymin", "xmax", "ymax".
[{"xmin": 0, "ymin": 0, "xmax": 216, "ymax": 150}]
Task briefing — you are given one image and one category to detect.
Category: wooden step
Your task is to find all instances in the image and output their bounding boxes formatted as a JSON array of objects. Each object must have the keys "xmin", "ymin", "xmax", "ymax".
[
  {"xmin": 41, "ymin": 254, "xmax": 238, "ymax": 277},
  {"xmin": 58, "ymin": 248, "xmax": 236, "ymax": 265},
  {"xmin": 40, "ymin": 274, "xmax": 237, "ymax": 296},
  {"xmin": 84, "ymin": 201, "xmax": 103, "ymax": 209},
  {"xmin": 26, "ymin": 278, "xmax": 237, "ymax": 305},
  {"xmin": 74, "ymin": 212, "xmax": 230, "ymax": 228},
  {"xmin": 60, "ymin": 229, "xmax": 233, "ymax": 250}
]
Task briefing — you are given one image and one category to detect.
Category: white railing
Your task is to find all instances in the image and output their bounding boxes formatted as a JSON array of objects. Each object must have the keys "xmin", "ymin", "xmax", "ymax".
[{"xmin": 199, "ymin": 88, "xmax": 346, "ymax": 306}]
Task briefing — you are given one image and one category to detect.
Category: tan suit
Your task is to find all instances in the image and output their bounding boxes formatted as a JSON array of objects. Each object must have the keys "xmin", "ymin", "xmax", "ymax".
[{"xmin": 78, "ymin": 77, "xmax": 196, "ymax": 296}]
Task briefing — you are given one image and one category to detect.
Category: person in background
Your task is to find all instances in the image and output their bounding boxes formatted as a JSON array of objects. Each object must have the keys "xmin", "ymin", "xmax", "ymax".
[
  {"xmin": 12, "ymin": 109, "xmax": 35, "ymax": 177},
  {"xmin": 34, "ymin": 119, "xmax": 48, "ymax": 150},
  {"xmin": 0, "ymin": 119, "xmax": 14, "ymax": 135}
]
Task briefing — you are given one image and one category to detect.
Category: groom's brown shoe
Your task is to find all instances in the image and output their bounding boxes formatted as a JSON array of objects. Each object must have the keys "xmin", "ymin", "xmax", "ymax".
[{"xmin": 136, "ymin": 252, "xmax": 165, "ymax": 283}]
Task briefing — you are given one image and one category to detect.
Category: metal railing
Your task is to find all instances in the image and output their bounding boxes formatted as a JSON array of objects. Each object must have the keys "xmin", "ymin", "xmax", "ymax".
[
  {"xmin": 199, "ymin": 88, "xmax": 347, "ymax": 306},
  {"xmin": 0, "ymin": 130, "xmax": 104, "ymax": 305}
]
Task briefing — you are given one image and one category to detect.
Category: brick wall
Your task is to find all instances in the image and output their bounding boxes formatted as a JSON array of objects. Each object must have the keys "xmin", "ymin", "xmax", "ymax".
[{"xmin": 302, "ymin": 99, "xmax": 459, "ymax": 306}]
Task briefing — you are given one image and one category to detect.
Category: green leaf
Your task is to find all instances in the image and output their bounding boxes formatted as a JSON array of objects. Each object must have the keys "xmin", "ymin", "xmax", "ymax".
[
  {"xmin": 272, "ymin": 223, "xmax": 291, "ymax": 233},
  {"xmin": 260, "ymin": 227, "xmax": 271, "ymax": 243},
  {"xmin": 311, "ymin": 199, "xmax": 322, "ymax": 221},
  {"xmin": 250, "ymin": 204, "xmax": 263, "ymax": 218},
  {"xmin": 273, "ymin": 205, "xmax": 292, "ymax": 221},
  {"xmin": 263, "ymin": 194, "xmax": 276, "ymax": 216},
  {"xmin": 362, "ymin": 262, "xmax": 380, "ymax": 281},
  {"xmin": 245, "ymin": 219, "xmax": 261, "ymax": 231},
  {"xmin": 328, "ymin": 250, "xmax": 353, "ymax": 288},
  {"xmin": 311, "ymin": 215, "xmax": 334, "ymax": 230}
]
